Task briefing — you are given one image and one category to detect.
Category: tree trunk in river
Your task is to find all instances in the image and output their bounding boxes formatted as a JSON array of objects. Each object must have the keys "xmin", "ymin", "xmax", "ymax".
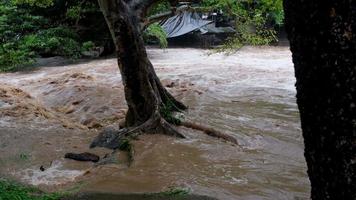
[
  {"xmin": 91, "ymin": 0, "xmax": 238, "ymax": 152},
  {"xmin": 284, "ymin": 1, "xmax": 356, "ymax": 199},
  {"xmin": 97, "ymin": 0, "xmax": 186, "ymax": 137}
]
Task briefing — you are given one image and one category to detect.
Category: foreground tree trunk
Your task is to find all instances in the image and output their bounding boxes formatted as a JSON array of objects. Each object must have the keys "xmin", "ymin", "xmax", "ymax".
[
  {"xmin": 284, "ymin": 1, "xmax": 356, "ymax": 199},
  {"xmin": 91, "ymin": 0, "xmax": 238, "ymax": 153},
  {"xmin": 97, "ymin": 0, "xmax": 187, "ymax": 138}
]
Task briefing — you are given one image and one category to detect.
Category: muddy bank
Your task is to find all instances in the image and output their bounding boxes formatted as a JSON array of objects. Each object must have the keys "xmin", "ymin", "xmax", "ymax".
[{"xmin": 0, "ymin": 46, "xmax": 309, "ymax": 200}]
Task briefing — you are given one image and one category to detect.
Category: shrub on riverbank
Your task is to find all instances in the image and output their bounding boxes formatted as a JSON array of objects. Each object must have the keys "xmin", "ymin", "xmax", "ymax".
[
  {"xmin": 0, "ymin": 179, "xmax": 62, "ymax": 200},
  {"xmin": 0, "ymin": 1, "xmax": 96, "ymax": 72}
]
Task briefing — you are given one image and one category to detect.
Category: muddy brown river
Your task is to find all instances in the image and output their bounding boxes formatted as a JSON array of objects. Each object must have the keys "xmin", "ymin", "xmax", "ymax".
[{"xmin": 0, "ymin": 46, "xmax": 310, "ymax": 199}]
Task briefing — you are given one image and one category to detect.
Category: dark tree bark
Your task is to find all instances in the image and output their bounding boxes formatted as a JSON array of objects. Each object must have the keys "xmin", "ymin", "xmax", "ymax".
[
  {"xmin": 92, "ymin": 0, "xmax": 239, "ymax": 150},
  {"xmin": 97, "ymin": 0, "xmax": 187, "ymax": 138},
  {"xmin": 284, "ymin": 1, "xmax": 356, "ymax": 199}
]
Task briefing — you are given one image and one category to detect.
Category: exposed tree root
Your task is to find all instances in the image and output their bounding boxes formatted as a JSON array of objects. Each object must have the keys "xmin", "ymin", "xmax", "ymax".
[
  {"xmin": 95, "ymin": 0, "xmax": 237, "ymax": 167},
  {"xmin": 90, "ymin": 115, "xmax": 237, "ymax": 153},
  {"xmin": 90, "ymin": 112, "xmax": 237, "ymax": 166},
  {"xmin": 180, "ymin": 121, "xmax": 238, "ymax": 145},
  {"xmin": 90, "ymin": 111, "xmax": 185, "ymax": 149}
]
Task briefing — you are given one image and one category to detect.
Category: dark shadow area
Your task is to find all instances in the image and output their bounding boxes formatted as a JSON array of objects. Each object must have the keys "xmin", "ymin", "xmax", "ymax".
[{"xmin": 65, "ymin": 192, "xmax": 218, "ymax": 200}]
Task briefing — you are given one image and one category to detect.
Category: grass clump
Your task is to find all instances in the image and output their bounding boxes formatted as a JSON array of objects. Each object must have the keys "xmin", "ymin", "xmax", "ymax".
[{"xmin": 0, "ymin": 179, "xmax": 63, "ymax": 200}]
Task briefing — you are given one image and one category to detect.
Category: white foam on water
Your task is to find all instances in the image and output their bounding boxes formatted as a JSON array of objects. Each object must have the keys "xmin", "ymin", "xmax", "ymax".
[
  {"xmin": 17, "ymin": 160, "xmax": 84, "ymax": 186},
  {"xmin": 0, "ymin": 116, "xmax": 15, "ymax": 128}
]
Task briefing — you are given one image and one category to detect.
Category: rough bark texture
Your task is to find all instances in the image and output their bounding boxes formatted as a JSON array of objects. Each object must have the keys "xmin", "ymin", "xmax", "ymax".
[
  {"xmin": 284, "ymin": 1, "xmax": 356, "ymax": 199},
  {"xmin": 98, "ymin": 0, "xmax": 186, "ymax": 137},
  {"xmin": 92, "ymin": 0, "xmax": 239, "ymax": 155}
]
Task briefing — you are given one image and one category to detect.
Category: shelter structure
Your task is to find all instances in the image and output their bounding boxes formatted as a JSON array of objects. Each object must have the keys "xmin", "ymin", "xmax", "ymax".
[{"xmin": 159, "ymin": 8, "xmax": 235, "ymax": 48}]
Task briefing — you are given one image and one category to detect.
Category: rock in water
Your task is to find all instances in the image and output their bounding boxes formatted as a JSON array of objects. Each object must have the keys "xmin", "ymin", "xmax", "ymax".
[
  {"xmin": 90, "ymin": 126, "xmax": 124, "ymax": 149},
  {"xmin": 64, "ymin": 152, "xmax": 100, "ymax": 162}
]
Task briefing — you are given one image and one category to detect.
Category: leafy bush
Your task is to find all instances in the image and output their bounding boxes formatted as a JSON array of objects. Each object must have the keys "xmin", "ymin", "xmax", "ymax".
[
  {"xmin": 66, "ymin": 5, "xmax": 82, "ymax": 20},
  {"xmin": 81, "ymin": 41, "xmax": 95, "ymax": 51},
  {"xmin": 0, "ymin": 26, "xmax": 82, "ymax": 72},
  {"xmin": 11, "ymin": 0, "xmax": 54, "ymax": 8},
  {"xmin": 0, "ymin": 3, "xmax": 46, "ymax": 71},
  {"xmin": 0, "ymin": 4, "xmax": 48, "ymax": 42},
  {"xmin": 66, "ymin": 1, "xmax": 98, "ymax": 22},
  {"xmin": 144, "ymin": 23, "xmax": 168, "ymax": 48},
  {"xmin": 23, "ymin": 27, "xmax": 82, "ymax": 57},
  {"xmin": 0, "ymin": 2, "xmax": 82, "ymax": 72},
  {"xmin": 0, "ymin": 47, "xmax": 34, "ymax": 72},
  {"xmin": 202, "ymin": 0, "xmax": 283, "ymax": 48},
  {"xmin": 147, "ymin": 0, "xmax": 171, "ymax": 16}
]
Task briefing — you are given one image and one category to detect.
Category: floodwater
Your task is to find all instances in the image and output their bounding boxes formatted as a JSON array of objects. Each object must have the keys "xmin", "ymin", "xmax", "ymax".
[{"xmin": 0, "ymin": 46, "xmax": 310, "ymax": 200}]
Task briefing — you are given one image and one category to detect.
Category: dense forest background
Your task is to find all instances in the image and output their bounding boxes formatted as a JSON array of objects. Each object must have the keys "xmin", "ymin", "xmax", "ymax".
[{"xmin": 0, "ymin": 0, "xmax": 283, "ymax": 72}]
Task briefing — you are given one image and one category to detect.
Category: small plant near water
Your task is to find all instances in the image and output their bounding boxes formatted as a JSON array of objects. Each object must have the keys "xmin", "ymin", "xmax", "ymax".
[
  {"xmin": 117, "ymin": 138, "xmax": 134, "ymax": 164},
  {"xmin": 160, "ymin": 187, "xmax": 190, "ymax": 196},
  {"xmin": 160, "ymin": 101, "xmax": 185, "ymax": 125},
  {"xmin": 19, "ymin": 153, "xmax": 31, "ymax": 160},
  {"xmin": 0, "ymin": 179, "xmax": 63, "ymax": 200},
  {"xmin": 144, "ymin": 23, "xmax": 168, "ymax": 48},
  {"xmin": 81, "ymin": 41, "xmax": 95, "ymax": 52},
  {"xmin": 144, "ymin": 187, "xmax": 190, "ymax": 198}
]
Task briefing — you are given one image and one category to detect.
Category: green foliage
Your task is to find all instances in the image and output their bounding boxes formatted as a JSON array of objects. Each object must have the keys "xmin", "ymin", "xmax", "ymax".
[
  {"xmin": 0, "ymin": 4, "xmax": 48, "ymax": 42},
  {"xmin": 144, "ymin": 23, "xmax": 168, "ymax": 48},
  {"xmin": 11, "ymin": 0, "xmax": 54, "ymax": 8},
  {"xmin": 0, "ymin": 47, "xmax": 35, "ymax": 72},
  {"xmin": 65, "ymin": 1, "xmax": 98, "ymax": 22},
  {"xmin": 22, "ymin": 27, "xmax": 81, "ymax": 57},
  {"xmin": 160, "ymin": 100, "xmax": 184, "ymax": 125},
  {"xmin": 256, "ymin": 0, "xmax": 284, "ymax": 26},
  {"xmin": 202, "ymin": 0, "xmax": 284, "ymax": 26},
  {"xmin": 66, "ymin": 5, "xmax": 82, "ymax": 20},
  {"xmin": 148, "ymin": 0, "xmax": 170, "ymax": 16},
  {"xmin": 118, "ymin": 138, "xmax": 134, "ymax": 164},
  {"xmin": 0, "ymin": 3, "xmax": 44, "ymax": 71},
  {"xmin": 118, "ymin": 138, "xmax": 131, "ymax": 152},
  {"xmin": 0, "ymin": 2, "xmax": 83, "ymax": 72},
  {"xmin": 19, "ymin": 153, "xmax": 31, "ymax": 160},
  {"xmin": 81, "ymin": 41, "xmax": 95, "ymax": 51},
  {"xmin": 202, "ymin": 0, "xmax": 283, "ymax": 49},
  {"xmin": 0, "ymin": 179, "xmax": 63, "ymax": 200}
]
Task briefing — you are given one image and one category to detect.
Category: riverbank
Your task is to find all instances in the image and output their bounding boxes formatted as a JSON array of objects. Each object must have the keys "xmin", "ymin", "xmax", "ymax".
[{"xmin": 0, "ymin": 179, "xmax": 214, "ymax": 200}]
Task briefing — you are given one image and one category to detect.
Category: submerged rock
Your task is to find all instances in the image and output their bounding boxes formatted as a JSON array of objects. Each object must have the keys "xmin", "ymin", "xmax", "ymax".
[
  {"xmin": 64, "ymin": 152, "xmax": 100, "ymax": 162},
  {"xmin": 90, "ymin": 126, "xmax": 123, "ymax": 149}
]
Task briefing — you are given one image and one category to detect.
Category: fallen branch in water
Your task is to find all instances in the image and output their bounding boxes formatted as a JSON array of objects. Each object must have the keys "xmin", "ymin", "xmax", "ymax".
[{"xmin": 180, "ymin": 121, "xmax": 238, "ymax": 145}]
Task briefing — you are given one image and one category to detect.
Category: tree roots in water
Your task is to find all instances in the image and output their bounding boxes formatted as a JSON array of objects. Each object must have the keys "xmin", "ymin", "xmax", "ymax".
[
  {"xmin": 180, "ymin": 121, "xmax": 238, "ymax": 145},
  {"xmin": 90, "ymin": 104, "xmax": 237, "ymax": 165}
]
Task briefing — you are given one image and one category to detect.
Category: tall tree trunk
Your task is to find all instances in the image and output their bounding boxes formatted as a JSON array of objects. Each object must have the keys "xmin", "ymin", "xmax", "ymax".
[
  {"xmin": 98, "ymin": 0, "xmax": 186, "ymax": 135},
  {"xmin": 284, "ymin": 1, "xmax": 356, "ymax": 199},
  {"xmin": 91, "ymin": 0, "xmax": 237, "ymax": 152}
]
